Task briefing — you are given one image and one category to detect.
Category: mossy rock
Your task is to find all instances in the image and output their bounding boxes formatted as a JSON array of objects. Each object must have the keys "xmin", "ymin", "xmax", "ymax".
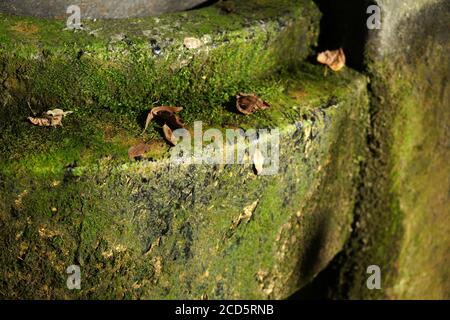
[
  {"xmin": 0, "ymin": 68, "xmax": 369, "ymax": 299},
  {"xmin": 0, "ymin": 0, "xmax": 371, "ymax": 299},
  {"xmin": 333, "ymin": 0, "xmax": 450, "ymax": 300}
]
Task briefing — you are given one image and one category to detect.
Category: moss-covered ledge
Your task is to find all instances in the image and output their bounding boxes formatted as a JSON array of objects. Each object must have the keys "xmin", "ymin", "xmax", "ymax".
[
  {"xmin": 0, "ymin": 0, "xmax": 371, "ymax": 299},
  {"xmin": 0, "ymin": 0, "xmax": 319, "ymax": 122},
  {"xmin": 0, "ymin": 66, "xmax": 369, "ymax": 299}
]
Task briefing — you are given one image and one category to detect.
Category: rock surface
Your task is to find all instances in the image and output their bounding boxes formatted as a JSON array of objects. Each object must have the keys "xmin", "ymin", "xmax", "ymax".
[
  {"xmin": 0, "ymin": 0, "xmax": 448, "ymax": 300},
  {"xmin": 0, "ymin": 0, "xmax": 370, "ymax": 299},
  {"xmin": 0, "ymin": 0, "xmax": 208, "ymax": 19},
  {"xmin": 364, "ymin": 0, "xmax": 449, "ymax": 300},
  {"xmin": 322, "ymin": 0, "xmax": 450, "ymax": 300}
]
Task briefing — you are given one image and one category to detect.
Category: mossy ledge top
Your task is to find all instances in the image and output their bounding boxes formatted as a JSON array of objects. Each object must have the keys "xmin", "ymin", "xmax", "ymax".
[
  {"xmin": 0, "ymin": 0, "xmax": 374, "ymax": 299},
  {"xmin": 0, "ymin": 0, "xmax": 363, "ymax": 181},
  {"xmin": 0, "ymin": 0, "xmax": 323, "ymax": 178}
]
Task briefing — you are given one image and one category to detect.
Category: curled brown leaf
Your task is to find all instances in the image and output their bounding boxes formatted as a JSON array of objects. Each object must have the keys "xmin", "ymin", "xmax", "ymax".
[
  {"xmin": 28, "ymin": 115, "xmax": 63, "ymax": 127},
  {"xmin": 162, "ymin": 124, "xmax": 178, "ymax": 146},
  {"xmin": 236, "ymin": 93, "xmax": 270, "ymax": 115},
  {"xmin": 28, "ymin": 117, "xmax": 50, "ymax": 127},
  {"xmin": 317, "ymin": 48, "xmax": 346, "ymax": 71},
  {"xmin": 28, "ymin": 108, "xmax": 72, "ymax": 127},
  {"xmin": 50, "ymin": 115, "xmax": 63, "ymax": 126},
  {"xmin": 143, "ymin": 106, "xmax": 184, "ymax": 133}
]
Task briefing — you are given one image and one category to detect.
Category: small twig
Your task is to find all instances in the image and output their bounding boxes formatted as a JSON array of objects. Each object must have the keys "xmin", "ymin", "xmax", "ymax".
[{"xmin": 27, "ymin": 101, "xmax": 37, "ymax": 116}]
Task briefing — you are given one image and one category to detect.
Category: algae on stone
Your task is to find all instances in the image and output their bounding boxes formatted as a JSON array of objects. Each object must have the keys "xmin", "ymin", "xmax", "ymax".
[
  {"xmin": 334, "ymin": 0, "xmax": 450, "ymax": 300},
  {"xmin": 0, "ymin": 0, "xmax": 374, "ymax": 299}
]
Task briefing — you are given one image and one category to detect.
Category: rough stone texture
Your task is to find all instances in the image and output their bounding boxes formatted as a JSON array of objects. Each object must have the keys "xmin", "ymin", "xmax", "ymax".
[
  {"xmin": 0, "ymin": 75, "xmax": 369, "ymax": 298},
  {"xmin": 335, "ymin": 0, "xmax": 450, "ymax": 299},
  {"xmin": 0, "ymin": 0, "xmax": 207, "ymax": 19},
  {"xmin": 3, "ymin": 0, "xmax": 446, "ymax": 300},
  {"xmin": 0, "ymin": 0, "xmax": 371, "ymax": 299}
]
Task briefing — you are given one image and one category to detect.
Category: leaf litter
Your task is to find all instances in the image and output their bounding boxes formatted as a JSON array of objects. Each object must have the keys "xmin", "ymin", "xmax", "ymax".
[
  {"xmin": 28, "ymin": 108, "xmax": 73, "ymax": 127},
  {"xmin": 317, "ymin": 48, "xmax": 346, "ymax": 71},
  {"xmin": 143, "ymin": 106, "xmax": 185, "ymax": 146},
  {"xmin": 236, "ymin": 93, "xmax": 270, "ymax": 115}
]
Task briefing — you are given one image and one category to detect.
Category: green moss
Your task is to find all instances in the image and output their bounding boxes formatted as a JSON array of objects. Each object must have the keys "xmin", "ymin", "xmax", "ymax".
[
  {"xmin": 0, "ymin": 0, "xmax": 373, "ymax": 299},
  {"xmin": 0, "ymin": 62, "xmax": 358, "ymax": 181},
  {"xmin": 0, "ymin": 67, "xmax": 369, "ymax": 299},
  {"xmin": 387, "ymin": 56, "xmax": 449, "ymax": 299},
  {"xmin": 0, "ymin": 0, "xmax": 322, "ymax": 181},
  {"xmin": 336, "ymin": 1, "xmax": 449, "ymax": 299}
]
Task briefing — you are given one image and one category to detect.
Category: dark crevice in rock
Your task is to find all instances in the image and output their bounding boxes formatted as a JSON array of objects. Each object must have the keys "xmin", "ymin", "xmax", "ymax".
[
  {"xmin": 289, "ymin": 0, "xmax": 375, "ymax": 300},
  {"xmin": 319, "ymin": 81, "xmax": 397, "ymax": 300},
  {"xmin": 288, "ymin": 251, "xmax": 343, "ymax": 300},
  {"xmin": 189, "ymin": 0, "xmax": 220, "ymax": 11},
  {"xmin": 313, "ymin": 0, "xmax": 375, "ymax": 71},
  {"xmin": 290, "ymin": 0, "xmax": 404, "ymax": 300},
  {"xmin": 337, "ymin": 1, "xmax": 450, "ymax": 299}
]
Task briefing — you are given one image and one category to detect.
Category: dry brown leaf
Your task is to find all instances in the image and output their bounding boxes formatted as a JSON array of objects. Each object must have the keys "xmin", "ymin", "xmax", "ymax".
[
  {"xmin": 28, "ymin": 109, "xmax": 72, "ymax": 127},
  {"xmin": 12, "ymin": 22, "xmax": 39, "ymax": 35},
  {"xmin": 128, "ymin": 142, "xmax": 151, "ymax": 160},
  {"xmin": 143, "ymin": 106, "xmax": 184, "ymax": 133},
  {"xmin": 50, "ymin": 115, "xmax": 63, "ymax": 126},
  {"xmin": 253, "ymin": 149, "xmax": 265, "ymax": 175},
  {"xmin": 28, "ymin": 117, "xmax": 50, "ymax": 127},
  {"xmin": 236, "ymin": 93, "xmax": 270, "ymax": 115},
  {"xmin": 317, "ymin": 48, "xmax": 346, "ymax": 71},
  {"xmin": 162, "ymin": 124, "xmax": 178, "ymax": 146},
  {"xmin": 28, "ymin": 115, "xmax": 63, "ymax": 127},
  {"xmin": 143, "ymin": 106, "xmax": 185, "ymax": 146},
  {"xmin": 45, "ymin": 109, "xmax": 73, "ymax": 117},
  {"xmin": 226, "ymin": 200, "xmax": 259, "ymax": 238}
]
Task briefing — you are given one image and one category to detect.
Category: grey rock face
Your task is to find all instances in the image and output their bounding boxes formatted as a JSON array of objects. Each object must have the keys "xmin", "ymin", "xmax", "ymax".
[
  {"xmin": 339, "ymin": 0, "xmax": 450, "ymax": 299},
  {"xmin": 0, "ymin": 0, "xmax": 208, "ymax": 19}
]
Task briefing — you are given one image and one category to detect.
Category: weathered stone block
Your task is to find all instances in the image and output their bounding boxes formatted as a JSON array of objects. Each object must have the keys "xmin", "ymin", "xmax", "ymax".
[{"xmin": 0, "ymin": 0, "xmax": 371, "ymax": 299}]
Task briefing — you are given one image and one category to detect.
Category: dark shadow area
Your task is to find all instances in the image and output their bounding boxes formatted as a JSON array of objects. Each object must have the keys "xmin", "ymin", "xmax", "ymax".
[
  {"xmin": 224, "ymin": 95, "xmax": 239, "ymax": 115},
  {"xmin": 313, "ymin": 0, "xmax": 375, "ymax": 71},
  {"xmin": 136, "ymin": 109, "xmax": 151, "ymax": 131},
  {"xmin": 189, "ymin": 0, "xmax": 220, "ymax": 11},
  {"xmin": 287, "ymin": 0, "xmax": 377, "ymax": 300},
  {"xmin": 289, "ymin": 251, "xmax": 344, "ymax": 300},
  {"xmin": 298, "ymin": 220, "xmax": 329, "ymax": 281},
  {"xmin": 287, "ymin": 215, "xmax": 334, "ymax": 300}
]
